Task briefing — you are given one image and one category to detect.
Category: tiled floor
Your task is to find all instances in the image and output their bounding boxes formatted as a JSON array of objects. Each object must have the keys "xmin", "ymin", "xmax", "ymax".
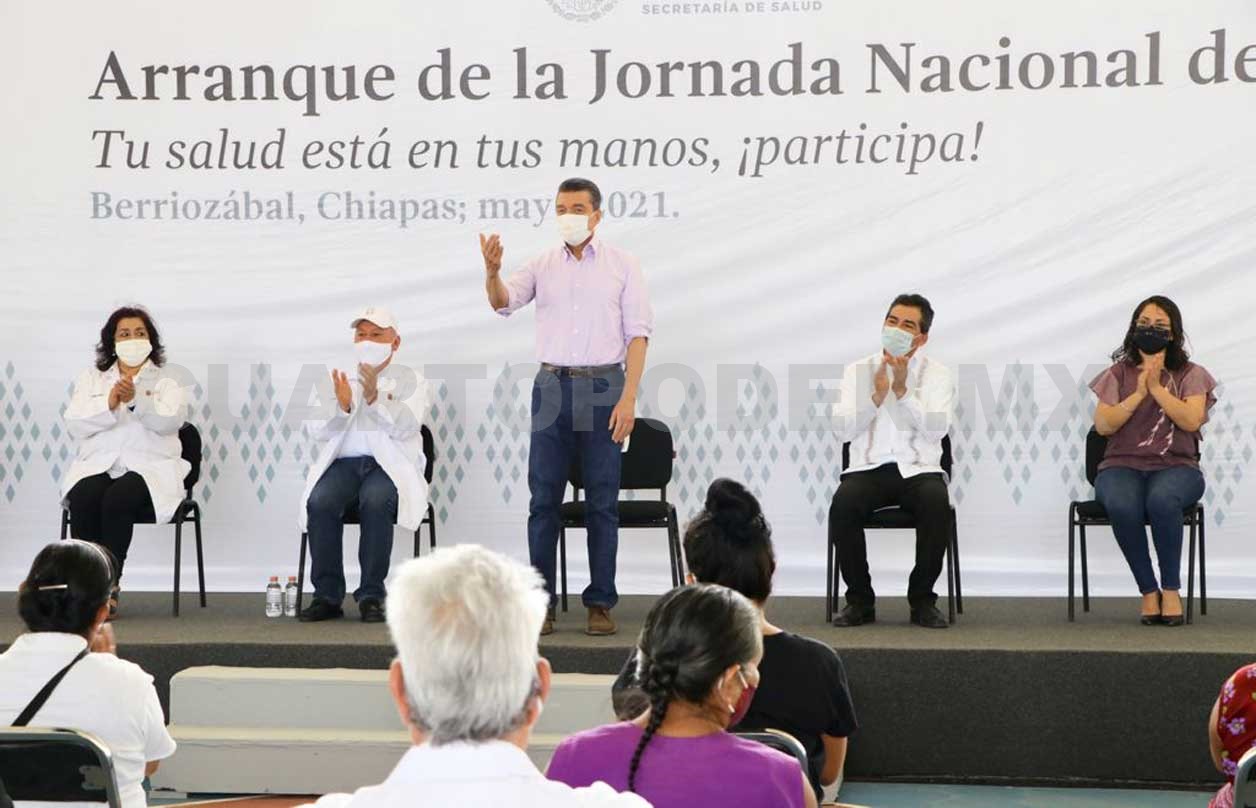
[{"xmin": 835, "ymin": 783, "xmax": 1212, "ymax": 807}]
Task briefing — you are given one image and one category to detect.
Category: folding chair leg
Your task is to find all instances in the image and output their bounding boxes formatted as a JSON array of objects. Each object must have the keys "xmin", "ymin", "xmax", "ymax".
[
  {"xmin": 1068, "ymin": 508, "xmax": 1076, "ymax": 622},
  {"xmin": 825, "ymin": 537, "xmax": 834, "ymax": 624},
  {"xmin": 427, "ymin": 504, "xmax": 437, "ymax": 552},
  {"xmin": 173, "ymin": 521, "xmax": 183, "ymax": 617},
  {"xmin": 297, "ymin": 532, "xmax": 308, "ymax": 615},
  {"xmin": 60, "ymin": 509, "xmax": 69, "ymax": 541},
  {"xmin": 1079, "ymin": 524, "xmax": 1090, "ymax": 613},
  {"xmin": 951, "ymin": 509, "xmax": 963, "ymax": 614},
  {"xmin": 1187, "ymin": 518, "xmax": 1197, "ymax": 625},
  {"xmin": 194, "ymin": 506, "xmax": 207, "ymax": 608},
  {"xmin": 1198, "ymin": 509, "xmax": 1207, "ymax": 616},
  {"xmin": 413, "ymin": 528, "xmax": 421, "ymax": 559},
  {"xmin": 945, "ymin": 538, "xmax": 955, "ymax": 625},
  {"xmin": 666, "ymin": 509, "xmax": 681, "ymax": 588},
  {"xmin": 559, "ymin": 528, "xmax": 569, "ymax": 614}
]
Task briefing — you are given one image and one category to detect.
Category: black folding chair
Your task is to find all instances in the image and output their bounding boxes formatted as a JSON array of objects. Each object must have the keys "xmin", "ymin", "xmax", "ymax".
[
  {"xmin": 61, "ymin": 422, "xmax": 206, "ymax": 617},
  {"xmin": 0, "ymin": 727, "xmax": 121, "ymax": 807},
  {"xmin": 558, "ymin": 417, "xmax": 682, "ymax": 612},
  {"xmin": 296, "ymin": 424, "xmax": 437, "ymax": 612},
  {"xmin": 826, "ymin": 435, "xmax": 961, "ymax": 624},
  {"xmin": 1067, "ymin": 427, "xmax": 1206, "ymax": 623},
  {"xmin": 1234, "ymin": 746, "xmax": 1256, "ymax": 808},
  {"xmin": 735, "ymin": 729, "xmax": 811, "ymax": 781}
]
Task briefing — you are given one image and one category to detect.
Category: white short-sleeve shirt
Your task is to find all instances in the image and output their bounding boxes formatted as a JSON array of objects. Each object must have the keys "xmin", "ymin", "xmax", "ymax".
[
  {"xmin": 0, "ymin": 632, "xmax": 177, "ymax": 808},
  {"xmin": 302, "ymin": 740, "xmax": 650, "ymax": 808}
]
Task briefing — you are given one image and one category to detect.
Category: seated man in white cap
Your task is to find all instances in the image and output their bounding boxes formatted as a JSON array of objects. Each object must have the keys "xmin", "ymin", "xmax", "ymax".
[{"xmin": 298, "ymin": 306, "xmax": 429, "ymax": 623}]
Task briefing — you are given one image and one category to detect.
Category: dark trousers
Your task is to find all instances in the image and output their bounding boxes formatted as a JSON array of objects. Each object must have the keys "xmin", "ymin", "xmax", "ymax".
[
  {"xmin": 306, "ymin": 456, "xmax": 398, "ymax": 604},
  {"xmin": 528, "ymin": 366, "xmax": 624, "ymax": 610},
  {"xmin": 829, "ymin": 463, "xmax": 950, "ymax": 610},
  {"xmin": 1094, "ymin": 465, "xmax": 1205, "ymax": 594},
  {"xmin": 65, "ymin": 472, "xmax": 155, "ymax": 580}
]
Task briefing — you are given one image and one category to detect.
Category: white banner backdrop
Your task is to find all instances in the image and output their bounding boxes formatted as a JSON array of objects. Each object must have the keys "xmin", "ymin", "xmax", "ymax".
[{"xmin": 1, "ymin": 1, "xmax": 1253, "ymax": 600}]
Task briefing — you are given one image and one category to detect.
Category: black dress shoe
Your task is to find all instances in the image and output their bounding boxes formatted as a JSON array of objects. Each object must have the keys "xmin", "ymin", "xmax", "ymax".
[
  {"xmin": 298, "ymin": 598, "xmax": 344, "ymax": 623},
  {"xmin": 832, "ymin": 604, "xmax": 876, "ymax": 627},
  {"xmin": 1161, "ymin": 613, "xmax": 1184, "ymax": 627},
  {"xmin": 359, "ymin": 599, "xmax": 386, "ymax": 623},
  {"xmin": 910, "ymin": 604, "xmax": 949, "ymax": 629}
]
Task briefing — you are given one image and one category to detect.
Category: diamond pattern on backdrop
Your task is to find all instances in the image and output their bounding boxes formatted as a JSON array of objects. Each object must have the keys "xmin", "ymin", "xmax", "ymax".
[
  {"xmin": 726, "ymin": 364, "xmax": 782, "ymax": 502},
  {"xmin": 1202, "ymin": 385, "xmax": 1253, "ymax": 527},
  {"xmin": 427, "ymin": 381, "xmax": 468, "ymax": 524},
  {"xmin": 639, "ymin": 381, "xmax": 717, "ymax": 518},
  {"xmin": 480, "ymin": 364, "xmax": 530, "ymax": 505},
  {"xmin": 786, "ymin": 382, "xmax": 842, "ymax": 525},
  {"xmin": 0, "ymin": 362, "xmax": 37, "ymax": 503},
  {"xmin": 43, "ymin": 383, "xmax": 76, "ymax": 489}
]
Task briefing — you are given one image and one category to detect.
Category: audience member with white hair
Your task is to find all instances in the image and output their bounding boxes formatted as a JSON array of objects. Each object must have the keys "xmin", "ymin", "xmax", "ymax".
[{"xmin": 302, "ymin": 544, "xmax": 651, "ymax": 807}]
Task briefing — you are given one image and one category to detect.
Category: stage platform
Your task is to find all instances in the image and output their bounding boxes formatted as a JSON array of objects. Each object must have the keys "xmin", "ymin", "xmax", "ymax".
[{"xmin": 1, "ymin": 592, "xmax": 1251, "ymax": 791}]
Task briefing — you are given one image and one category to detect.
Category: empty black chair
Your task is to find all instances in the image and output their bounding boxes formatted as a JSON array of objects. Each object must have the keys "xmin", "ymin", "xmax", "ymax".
[
  {"xmin": 558, "ymin": 418, "xmax": 681, "ymax": 612},
  {"xmin": 826, "ymin": 435, "xmax": 961, "ymax": 624},
  {"xmin": 296, "ymin": 424, "xmax": 437, "ymax": 612},
  {"xmin": 0, "ymin": 727, "xmax": 121, "ymax": 807},
  {"xmin": 61, "ymin": 422, "xmax": 206, "ymax": 617},
  {"xmin": 1067, "ymin": 427, "xmax": 1206, "ymax": 622}
]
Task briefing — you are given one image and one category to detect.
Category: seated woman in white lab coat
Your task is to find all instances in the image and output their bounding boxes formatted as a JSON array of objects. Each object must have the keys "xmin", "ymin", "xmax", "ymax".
[{"xmin": 61, "ymin": 307, "xmax": 189, "ymax": 616}]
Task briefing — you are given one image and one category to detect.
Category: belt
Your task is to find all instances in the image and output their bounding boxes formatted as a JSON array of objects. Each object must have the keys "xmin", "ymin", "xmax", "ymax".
[{"xmin": 540, "ymin": 363, "xmax": 622, "ymax": 378}]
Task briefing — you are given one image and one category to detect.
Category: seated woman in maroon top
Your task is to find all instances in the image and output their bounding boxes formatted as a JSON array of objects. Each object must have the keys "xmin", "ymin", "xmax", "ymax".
[{"xmin": 1089, "ymin": 295, "xmax": 1216, "ymax": 625}]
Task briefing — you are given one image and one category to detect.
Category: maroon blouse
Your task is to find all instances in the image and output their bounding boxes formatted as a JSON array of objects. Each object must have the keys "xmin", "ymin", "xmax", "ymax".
[{"xmin": 1089, "ymin": 361, "xmax": 1217, "ymax": 472}]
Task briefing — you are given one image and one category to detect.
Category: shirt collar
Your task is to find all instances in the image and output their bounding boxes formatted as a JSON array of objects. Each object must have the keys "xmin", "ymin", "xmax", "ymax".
[
  {"xmin": 562, "ymin": 234, "xmax": 600, "ymax": 263},
  {"xmin": 10, "ymin": 632, "xmax": 90, "ymax": 654},
  {"xmin": 384, "ymin": 739, "xmax": 541, "ymax": 785}
]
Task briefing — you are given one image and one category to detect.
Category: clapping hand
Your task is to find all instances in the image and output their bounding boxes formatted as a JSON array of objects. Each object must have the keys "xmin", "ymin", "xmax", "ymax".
[
  {"xmin": 332, "ymin": 369, "xmax": 353, "ymax": 413},
  {"xmin": 108, "ymin": 376, "xmax": 136, "ymax": 410},
  {"xmin": 1141, "ymin": 351, "xmax": 1165, "ymax": 393},
  {"xmin": 358, "ymin": 362, "xmax": 380, "ymax": 405}
]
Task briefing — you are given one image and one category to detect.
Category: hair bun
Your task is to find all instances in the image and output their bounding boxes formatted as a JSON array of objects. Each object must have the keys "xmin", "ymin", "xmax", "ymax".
[{"xmin": 704, "ymin": 478, "xmax": 761, "ymax": 527}]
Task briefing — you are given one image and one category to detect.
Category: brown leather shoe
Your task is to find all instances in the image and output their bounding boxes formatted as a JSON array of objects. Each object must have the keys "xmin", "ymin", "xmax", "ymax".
[
  {"xmin": 541, "ymin": 608, "xmax": 555, "ymax": 637},
  {"xmin": 586, "ymin": 607, "xmax": 616, "ymax": 636}
]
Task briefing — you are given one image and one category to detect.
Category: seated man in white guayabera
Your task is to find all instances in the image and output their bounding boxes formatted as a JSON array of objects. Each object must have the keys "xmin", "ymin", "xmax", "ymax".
[
  {"xmin": 302, "ymin": 544, "xmax": 652, "ymax": 808},
  {"xmin": 298, "ymin": 306, "xmax": 429, "ymax": 625}
]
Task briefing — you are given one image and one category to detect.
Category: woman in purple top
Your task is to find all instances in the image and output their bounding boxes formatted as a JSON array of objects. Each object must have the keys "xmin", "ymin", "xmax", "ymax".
[
  {"xmin": 546, "ymin": 584, "xmax": 816, "ymax": 808},
  {"xmin": 1089, "ymin": 295, "xmax": 1216, "ymax": 626}
]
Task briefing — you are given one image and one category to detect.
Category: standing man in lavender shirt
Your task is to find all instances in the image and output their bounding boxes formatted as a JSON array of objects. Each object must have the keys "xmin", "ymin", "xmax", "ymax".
[{"xmin": 481, "ymin": 178, "xmax": 654, "ymax": 637}]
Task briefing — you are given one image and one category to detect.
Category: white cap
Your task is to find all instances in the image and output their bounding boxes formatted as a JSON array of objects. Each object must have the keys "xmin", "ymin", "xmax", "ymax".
[{"xmin": 350, "ymin": 306, "xmax": 398, "ymax": 332}]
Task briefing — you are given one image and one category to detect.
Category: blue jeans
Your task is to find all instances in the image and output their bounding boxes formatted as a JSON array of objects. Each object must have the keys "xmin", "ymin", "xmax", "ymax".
[
  {"xmin": 306, "ymin": 456, "xmax": 399, "ymax": 604},
  {"xmin": 1094, "ymin": 465, "xmax": 1205, "ymax": 594},
  {"xmin": 528, "ymin": 366, "xmax": 624, "ymax": 610}
]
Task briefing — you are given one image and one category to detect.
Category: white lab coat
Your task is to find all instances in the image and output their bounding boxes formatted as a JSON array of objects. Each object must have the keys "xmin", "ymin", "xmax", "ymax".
[
  {"xmin": 299, "ymin": 365, "xmax": 430, "ymax": 531},
  {"xmin": 60, "ymin": 362, "xmax": 191, "ymax": 524}
]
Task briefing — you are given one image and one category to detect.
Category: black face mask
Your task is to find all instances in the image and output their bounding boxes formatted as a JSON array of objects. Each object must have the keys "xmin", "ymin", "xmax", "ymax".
[{"xmin": 1132, "ymin": 326, "xmax": 1172, "ymax": 355}]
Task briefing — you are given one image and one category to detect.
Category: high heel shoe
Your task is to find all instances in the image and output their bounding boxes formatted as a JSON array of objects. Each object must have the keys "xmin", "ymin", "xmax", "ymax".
[
  {"xmin": 1140, "ymin": 592, "xmax": 1162, "ymax": 626},
  {"xmin": 1161, "ymin": 591, "xmax": 1184, "ymax": 627}
]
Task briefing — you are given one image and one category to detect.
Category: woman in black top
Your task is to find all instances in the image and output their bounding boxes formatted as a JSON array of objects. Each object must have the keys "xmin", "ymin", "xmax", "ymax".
[{"xmin": 613, "ymin": 479, "xmax": 858, "ymax": 801}]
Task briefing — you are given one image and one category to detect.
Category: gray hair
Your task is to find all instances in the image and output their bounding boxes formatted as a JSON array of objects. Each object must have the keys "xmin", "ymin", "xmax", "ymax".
[{"xmin": 386, "ymin": 544, "xmax": 548, "ymax": 745}]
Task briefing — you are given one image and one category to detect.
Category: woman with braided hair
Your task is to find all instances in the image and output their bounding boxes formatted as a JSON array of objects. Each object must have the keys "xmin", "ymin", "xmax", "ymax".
[
  {"xmin": 614, "ymin": 478, "xmax": 857, "ymax": 803},
  {"xmin": 547, "ymin": 583, "xmax": 815, "ymax": 808}
]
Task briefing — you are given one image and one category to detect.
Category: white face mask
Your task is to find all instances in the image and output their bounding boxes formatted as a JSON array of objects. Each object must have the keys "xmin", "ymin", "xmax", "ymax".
[
  {"xmin": 115, "ymin": 338, "xmax": 152, "ymax": 367},
  {"xmin": 881, "ymin": 326, "xmax": 916, "ymax": 358},
  {"xmin": 354, "ymin": 340, "xmax": 394, "ymax": 368},
  {"xmin": 557, "ymin": 213, "xmax": 592, "ymax": 247}
]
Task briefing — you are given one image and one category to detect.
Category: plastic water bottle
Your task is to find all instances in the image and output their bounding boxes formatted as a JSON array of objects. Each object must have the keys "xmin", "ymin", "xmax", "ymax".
[
  {"xmin": 265, "ymin": 576, "xmax": 283, "ymax": 618},
  {"xmin": 283, "ymin": 576, "xmax": 298, "ymax": 617}
]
